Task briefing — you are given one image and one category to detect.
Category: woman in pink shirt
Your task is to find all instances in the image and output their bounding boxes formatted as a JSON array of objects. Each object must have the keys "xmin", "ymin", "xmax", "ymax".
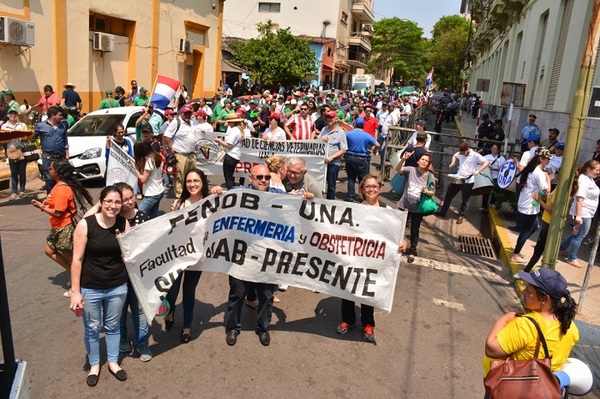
[{"xmin": 32, "ymin": 85, "xmax": 61, "ymax": 114}]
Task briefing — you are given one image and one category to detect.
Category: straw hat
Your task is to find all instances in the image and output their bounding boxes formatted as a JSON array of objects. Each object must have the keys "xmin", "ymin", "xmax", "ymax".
[
  {"xmin": 63, "ymin": 82, "xmax": 76, "ymax": 88},
  {"xmin": 226, "ymin": 113, "xmax": 244, "ymax": 123}
]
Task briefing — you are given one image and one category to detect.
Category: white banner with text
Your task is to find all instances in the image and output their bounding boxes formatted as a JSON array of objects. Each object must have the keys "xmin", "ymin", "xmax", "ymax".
[{"xmin": 118, "ymin": 190, "xmax": 406, "ymax": 324}]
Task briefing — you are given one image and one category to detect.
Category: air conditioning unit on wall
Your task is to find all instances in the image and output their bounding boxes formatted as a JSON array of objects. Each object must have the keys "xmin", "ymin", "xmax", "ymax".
[
  {"xmin": 93, "ymin": 32, "xmax": 114, "ymax": 52},
  {"xmin": 179, "ymin": 38, "xmax": 192, "ymax": 54},
  {"xmin": 0, "ymin": 17, "xmax": 35, "ymax": 46}
]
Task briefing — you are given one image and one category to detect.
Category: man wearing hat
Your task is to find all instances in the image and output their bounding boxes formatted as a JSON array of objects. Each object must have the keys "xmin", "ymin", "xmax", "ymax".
[
  {"xmin": 541, "ymin": 128, "xmax": 560, "ymax": 153},
  {"xmin": 114, "ymin": 86, "xmax": 126, "ymax": 107},
  {"xmin": 216, "ymin": 99, "xmax": 235, "ymax": 133},
  {"xmin": 163, "ymin": 104, "xmax": 197, "ymax": 198},
  {"xmin": 134, "ymin": 87, "xmax": 150, "ymax": 106},
  {"xmin": 548, "ymin": 141, "xmax": 564, "ymax": 190},
  {"xmin": 519, "ymin": 114, "xmax": 540, "ymax": 153},
  {"xmin": 98, "ymin": 90, "xmax": 121, "ymax": 109},
  {"xmin": 61, "ymin": 83, "xmax": 82, "ymax": 109},
  {"xmin": 318, "ymin": 111, "xmax": 347, "ymax": 200},
  {"xmin": 134, "ymin": 103, "xmax": 162, "ymax": 139}
]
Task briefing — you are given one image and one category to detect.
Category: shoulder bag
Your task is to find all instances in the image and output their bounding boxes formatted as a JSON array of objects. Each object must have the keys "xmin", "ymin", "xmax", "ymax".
[
  {"xmin": 484, "ymin": 315, "xmax": 561, "ymax": 399},
  {"xmin": 417, "ymin": 172, "xmax": 438, "ymax": 215}
]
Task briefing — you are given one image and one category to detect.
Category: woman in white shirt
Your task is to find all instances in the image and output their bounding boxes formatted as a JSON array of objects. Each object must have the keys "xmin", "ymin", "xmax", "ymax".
[
  {"xmin": 262, "ymin": 113, "xmax": 286, "ymax": 141},
  {"xmin": 481, "ymin": 143, "xmax": 506, "ymax": 211},
  {"xmin": 214, "ymin": 113, "xmax": 245, "ymax": 189},
  {"xmin": 1, "ymin": 109, "xmax": 29, "ymax": 200},
  {"xmin": 511, "ymin": 148, "xmax": 552, "ymax": 263},
  {"xmin": 559, "ymin": 159, "xmax": 600, "ymax": 267},
  {"xmin": 132, "ymin": 140, "xmax": 164, "ymax": 218}
]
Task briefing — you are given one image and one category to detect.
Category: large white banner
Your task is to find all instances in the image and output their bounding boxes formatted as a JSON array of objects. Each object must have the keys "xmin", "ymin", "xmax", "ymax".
[
  {"xmin": 106, "ymin": 139, "xmax": 138, "ymax": 188},
  {"xmin": 118, "ymin": 190, "xmax": 406, "ymax": 324},
  {"xmin": 196, "ymin": 137, "xmax": 328, "ymax": 189}
]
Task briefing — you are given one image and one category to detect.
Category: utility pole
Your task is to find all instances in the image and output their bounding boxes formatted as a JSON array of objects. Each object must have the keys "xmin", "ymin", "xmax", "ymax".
[{"xmin": 542, "ymin": 0, "xmax": 600, "ymax": 269}]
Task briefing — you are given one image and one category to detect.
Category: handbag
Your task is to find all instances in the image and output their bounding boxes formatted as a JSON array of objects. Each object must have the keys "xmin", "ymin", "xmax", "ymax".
[
  {"xmin": 484, "ymin": 316, "xmax": 561, "ymax": 399},
  {"xmin": 417, "ymin": 172, "xmax": 438, "ymax": 214},
  {"xmin": 22, "ymin": 144, "xmax": 40, "ymax": 162},
  {"xmin": 6, "ymin": 145, "xmax": 23, "ymax": 161}
]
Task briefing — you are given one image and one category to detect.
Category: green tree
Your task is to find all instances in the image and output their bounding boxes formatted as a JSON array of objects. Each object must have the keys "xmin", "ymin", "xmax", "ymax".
[
  {"xmin": 229, "ymin": 21, "xmax": 316, "ymax": 87},
  {"xmin": 367, "ymin": 17, "xmax": 427, "ymax": 85},
  {"xmin": 426, "ymin": 15, "xmax": 473, "ymax": 90}
]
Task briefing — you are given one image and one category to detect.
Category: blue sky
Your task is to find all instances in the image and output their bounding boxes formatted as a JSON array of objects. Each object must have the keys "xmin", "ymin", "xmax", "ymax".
[{"xmin": 372, "ymin": 0, "xmax": 463, "ymax": 38}]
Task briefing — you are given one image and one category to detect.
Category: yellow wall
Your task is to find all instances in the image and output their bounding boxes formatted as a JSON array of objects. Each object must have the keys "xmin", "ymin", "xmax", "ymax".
[{"xmin": 0, "ymin": 0, "xmax": 222, "ymax": 113}]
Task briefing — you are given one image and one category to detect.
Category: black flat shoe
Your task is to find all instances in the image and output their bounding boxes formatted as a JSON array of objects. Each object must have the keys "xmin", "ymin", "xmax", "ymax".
[
  {"xmin": 109, "ymin": 368, "xmax": 127, "ymax": 381},
  {"xmin": 226, "ymin": 330, "xmax": 239, "ymax": 346},
  {"xmin": 165, "ymin": 316, "xmax": 174, "ymax": 332},
  {"xmin": 181, "ymin": 330, "xmax": 192, "ymax": 344},
  {"xmin": 86, "ymin": 373, "xmax": 99, "ymax": 387},
  {"xmin": 256, "ymin": 330, "xmax": 270, "ymax": 346}
]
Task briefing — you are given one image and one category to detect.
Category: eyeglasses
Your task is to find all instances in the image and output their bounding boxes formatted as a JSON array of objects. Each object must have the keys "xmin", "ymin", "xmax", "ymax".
[
  {"xmin": 122, "ymin": 196, "xmax": 136, "ymax": 203},
  {"xmin": 103, "ymin": 199, "xmax": 122, "ymax": 206},
  {"xmin": 287, "ymin": 170, "xmax": 305, "ymax": 176},
  {"xmin": 363, "ymin": 184, "xmax": 380, "ymax": 190},
  {"xmin": 251, "ymin": 174, "xmax": 271, "ymax": 181}
]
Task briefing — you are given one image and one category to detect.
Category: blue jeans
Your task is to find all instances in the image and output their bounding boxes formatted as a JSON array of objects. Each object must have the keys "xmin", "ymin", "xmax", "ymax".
[
  {"xmin": 560, "ymin": 217, "xmax": 592, "ymax": 261},
  {"xmin": 120, "ymin": 280, "xmax": 149, "ymax": 347},
  {"xmin": 81, "ymin": 283, "xmax": 127, "ymax": 365},
  {"xmin": 166, "ymin": 271, "xmax": 202, "ymax": 329},
  {"xmin": 9, "ymin": 159, "xmax": 26, "ymax": 194},
  {"xmin": 345, "ymin": 155, "xmax": 369, "ymax": 201},
  {"xmin": 377, "ymin": 134, "xmax": 386, "ymax": 168},
  {"xmin": 326, "ymin": 163, "xmax": 340, "ymax": 200},
  {"xmin": 514, "ymin": 212, "xmax": 539, "ymax": 254},
  {"xmin": 139, "ymin": 192, "xmax": 164, "ymax": 219}
]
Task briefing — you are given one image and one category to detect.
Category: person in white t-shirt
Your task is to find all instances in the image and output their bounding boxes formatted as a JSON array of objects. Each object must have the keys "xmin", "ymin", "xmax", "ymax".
[
  {"xmin": 510, "ymin": 148, "xmax": 552, "ymax": 264},
  {"xmin": 406, "ymin": 121, "xmax": 432, "ymax": 150},
  {"xmin": 559, "ymin": 159, "xmax": 600, "ymax": 267},
  {"xmin": 481, "ymin": 143, "xmax": 506, "ymax": 211},
  {"xmin": 262, "ymin": 113, "xmax": 286, "ymax": 141},
  {"xmin": 435, "ymin": 141, "xmax": 489, "ymax": 224},
  {"xmin": 132, "ymin": 140, "xmax": 164, "ymax": 219},
  {"xmin": 193, "ymin": 109, "xmax": 214, "ymax": 137}
]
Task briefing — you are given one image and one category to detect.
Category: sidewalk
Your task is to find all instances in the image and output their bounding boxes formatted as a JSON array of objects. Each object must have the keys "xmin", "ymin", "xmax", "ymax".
[
  {"xmin": 0, "ymin": 159, "xmax": 45, "ymax": 201},
  {"xmin": 455, "ymin": 112, "xmax": 600, "ymax": 326}
]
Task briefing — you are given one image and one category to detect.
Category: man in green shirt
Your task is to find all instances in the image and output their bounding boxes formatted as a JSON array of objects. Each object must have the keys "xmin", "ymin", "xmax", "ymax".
[
  {"xmin": 133, "ymin": 87, "xmax": 150, "ymax": 106},
  {"xmin": 216, "ymin": 99, "xmax": 234, "ymax": 132}
]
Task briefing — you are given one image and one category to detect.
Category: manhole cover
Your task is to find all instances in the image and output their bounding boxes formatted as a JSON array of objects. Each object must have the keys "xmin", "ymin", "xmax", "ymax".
[{"xmin": 458, "ymin": 235, "xmax": 496, "ymax": 259}]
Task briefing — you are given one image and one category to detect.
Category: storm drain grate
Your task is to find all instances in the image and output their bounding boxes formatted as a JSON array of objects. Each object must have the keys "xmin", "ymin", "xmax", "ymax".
[{"xmin": 458, "ymin": 235, "xmax": 496, "ymax": 259}]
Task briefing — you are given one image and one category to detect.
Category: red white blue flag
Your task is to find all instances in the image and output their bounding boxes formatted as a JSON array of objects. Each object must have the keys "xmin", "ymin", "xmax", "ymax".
[
  {"xmin": 425, "ymin": 68, "xmax": 434, "ymax": 87},
  {"xmin": 150, "ymin": 74, "xmax": 180, "ymax": 110}
]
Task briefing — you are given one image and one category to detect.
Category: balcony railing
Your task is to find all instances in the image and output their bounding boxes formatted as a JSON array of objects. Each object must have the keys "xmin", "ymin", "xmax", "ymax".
[{"xmin": 348, "ymin": 32, "xmax": 371, "ymax": 52}]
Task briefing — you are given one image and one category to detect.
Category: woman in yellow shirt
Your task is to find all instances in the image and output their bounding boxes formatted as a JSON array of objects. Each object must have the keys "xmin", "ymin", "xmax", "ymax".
[{"xmin": 483, "ymin": 268, "xmax": 578, "ymax": 378}]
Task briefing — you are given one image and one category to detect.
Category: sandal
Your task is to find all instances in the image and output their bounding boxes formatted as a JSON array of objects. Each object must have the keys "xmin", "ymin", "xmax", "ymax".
[{"xmin": 63, "ymin": 288, "xmax": 72, "ymax": 298}]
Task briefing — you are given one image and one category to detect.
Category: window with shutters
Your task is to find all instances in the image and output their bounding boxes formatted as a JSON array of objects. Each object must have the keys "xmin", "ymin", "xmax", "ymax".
[{"xmin": 546, "ymin": 0, "xmax": 573, "ymax": 110}]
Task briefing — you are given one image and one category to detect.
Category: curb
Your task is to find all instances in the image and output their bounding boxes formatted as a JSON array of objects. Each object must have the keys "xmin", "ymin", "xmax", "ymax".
[
  {"xmin": 488, "ymin": 207, "xmax": 525, "ymax": 292},
  {"xmin": 0, "ymin": 162, "xmax": 39, "ymax": 181}
]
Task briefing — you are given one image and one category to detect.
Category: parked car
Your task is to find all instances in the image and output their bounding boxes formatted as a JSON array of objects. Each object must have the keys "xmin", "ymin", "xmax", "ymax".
[{"xmin": 39, "ymin": 106, "xmax": 165, "ymax": 181}]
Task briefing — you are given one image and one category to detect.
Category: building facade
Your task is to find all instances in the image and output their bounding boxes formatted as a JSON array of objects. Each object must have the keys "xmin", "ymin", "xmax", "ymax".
[
  {"xmin": 468, "ymin": 0, "xmax": 598, "ymax": 162},
  {"xmin": 222, "ymin": 0, "xmax": 375, "ymax": 89},
  {"xmin": 0, "ymin": 0, "xmax": 224, "ymax": 113}
]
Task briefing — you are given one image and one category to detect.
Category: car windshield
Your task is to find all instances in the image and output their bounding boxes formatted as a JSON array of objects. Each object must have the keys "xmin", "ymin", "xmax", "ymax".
[{"xmin": 69, "ymin": 114, "xmax": 126, "ymax": 137}]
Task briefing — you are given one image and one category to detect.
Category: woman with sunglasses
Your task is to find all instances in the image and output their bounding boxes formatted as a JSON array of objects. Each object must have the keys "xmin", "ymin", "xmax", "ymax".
[
  {"xmin": 69, "ymin": 185, "xmax": 130, "ymax": 386},
  {"xmin": 163, "ymin": 168, "xmax": 210, "ymax": 343}
]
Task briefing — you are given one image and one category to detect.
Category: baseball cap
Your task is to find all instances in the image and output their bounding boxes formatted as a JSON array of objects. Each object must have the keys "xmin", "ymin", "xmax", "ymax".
[
  {"xmin": 7, "ymin": 108, "xmax": 18, "ymax": 114},
  {"xmin": 526, "ymin": 134, "xmax": 540, "ymax": 144},
  {"xmin": 180, "ymin": 104, "xmax": 193, "ymax": 113},
  {"xmin": 105, "ymin": 90, "xmax": 113, "ymax": 95},
  {"xmin": 140, "ymin": 123, "xmax": 152, "ymax": 133},
  {"xmin": 223, "ymin": 98, "xmax": 232, "ymax": 104},
  {"xmin": 115, "ymin": 86, "xmax": 124, "ymax": 93},
  {"xmin": 555, "ymin": 141, "xmax": 565, "ymax": 148},
  {"xmin": 195, "ymin": 109, "xmax": 207, "ymax": 118},
  {"xmin": 139, "ymin": 87, "xmax": 147, "ymax": 92},
  {"xmin": 517, "ymin": 269, "xmax": 569, "ymax": 299},
  {"xmin": 324, "ymin": 111, "xmax": 337, "ymax": 118},
  {"xmin": 548, "ymin": 128, "xmax": 560, "ymax": 135},
  {"xmin": 529, "ymin": 114, "xmax": 537, "ymax": 119},
  {"xmin": 355, "ymin": 117, "xmax": 365, "ymax": 126},
  {"xmin": 164, "ymin": 109, "xmax": 176, "ymax": 116},
  {"xmin": 268, "ymin": 113, "xmax": 281, "ymax": 120},
  {"xmin": 3, "ymin": 89, "xmax": 14, "ymax": 95},
  {"xmin": 415, "ymin": 120, "xmax": 426, "ymax": 128}
]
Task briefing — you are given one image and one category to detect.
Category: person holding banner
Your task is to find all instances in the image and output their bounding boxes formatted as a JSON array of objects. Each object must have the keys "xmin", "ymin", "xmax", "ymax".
[
  {"xmin": 105, "ymin": 124, "xmax": 133, "ymax": 165},
  {"xmin": 213, "ymin": 113, "xmax": 246, "ymax": 189},
  {"xmin": 69, "ymin": 185, "xmax": 130, "ymax": 386},
  {"xmin": 162, "ymin": 168, "xmax": 209, "ymax": 343},
  {"xmin": 210, "ymin": 164, "xmax": 285, "ymax": 347},
  {"xmin": 337, "ymin": 174, "xmax": 391, "ymax": 343}
]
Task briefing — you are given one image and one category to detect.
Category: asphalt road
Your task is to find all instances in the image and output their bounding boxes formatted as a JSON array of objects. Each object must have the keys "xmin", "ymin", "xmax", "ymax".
[{"xmin": 1, "ymin": 171, "xmax": 597, "ymax": 397}]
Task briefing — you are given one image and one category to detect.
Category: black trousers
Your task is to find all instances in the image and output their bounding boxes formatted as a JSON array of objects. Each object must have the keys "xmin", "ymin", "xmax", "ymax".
[
  {"xmin": 408, "ymin": 212, "xmax": 424, "ymax": 255},
  {"xmin": 223, "ymin": 154, "xmax": 240, "ymax": 190},
  {"xmin": 225, "ymin": 276, "xmax": 275, "ymax": 333},
  {"xmin": 341, "ymin": 299, "xmax": 375, "ymax": 327},
  {"xmin": 524, "ymin": 220, "xmax": 549, "ymax": 272},
  {"xmin": 439, "ymin": 182, "xmax": 474, "ymax": 216}
]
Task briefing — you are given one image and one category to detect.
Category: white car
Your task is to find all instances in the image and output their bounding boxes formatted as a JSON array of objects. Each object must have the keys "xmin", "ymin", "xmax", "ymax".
[{"xmin": 65, "ymin": 107, "xmax": 164, "ymax": 180}]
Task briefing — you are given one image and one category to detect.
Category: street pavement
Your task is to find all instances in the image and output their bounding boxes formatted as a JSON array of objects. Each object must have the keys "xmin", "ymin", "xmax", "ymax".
[{"xmin": 0, "ymin": 128, "xmax": 599, "ymax": 397}]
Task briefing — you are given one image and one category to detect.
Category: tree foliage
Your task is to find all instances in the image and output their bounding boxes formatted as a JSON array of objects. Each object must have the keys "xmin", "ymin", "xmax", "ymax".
[
  {"xmin": 426, "ymin": 15, "xmax": 473, "ymax": 90},
  {"xmin": 229, "ymin": 21, "xmax": 316, "ymax": 87},
  {"xmin": 367, "ymin": 17, "xmax": 427, "ymax": 85}
]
